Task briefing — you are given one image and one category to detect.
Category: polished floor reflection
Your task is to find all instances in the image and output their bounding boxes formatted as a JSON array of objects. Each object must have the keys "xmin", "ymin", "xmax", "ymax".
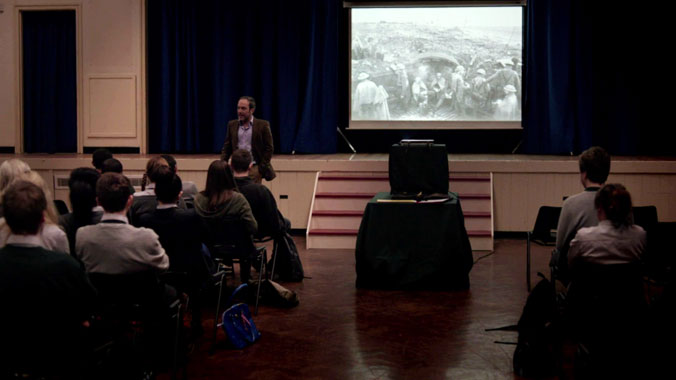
[{"xmin": 165, "ymin": 238, "xmax": 547, "ymax": 380}]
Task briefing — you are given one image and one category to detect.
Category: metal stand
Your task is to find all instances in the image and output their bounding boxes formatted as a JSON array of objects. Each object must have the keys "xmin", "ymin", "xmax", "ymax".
[{"xmin": 337, "ymin": 127, "xmax": 356, "ymax": 154}]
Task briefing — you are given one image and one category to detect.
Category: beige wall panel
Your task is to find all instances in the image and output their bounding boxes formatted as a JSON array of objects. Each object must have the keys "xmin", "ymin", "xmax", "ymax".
[
  {"xmin": 0, "ymin": 0, "xmax": 145, "ymax": 151},
  {"xmin": 86, "ymin": 76, "xmax": 136, "ymax": 138},
  {"xmin": 0, "ymin": 0, "xmax": 16, "ymax": 147},
  {"xmin": 82, "ymin": 0, "xmax": 135, "ymax": 70},
  {"xmin": 270, "ymin": 171, "xmax": 317, "ymax": 229}
]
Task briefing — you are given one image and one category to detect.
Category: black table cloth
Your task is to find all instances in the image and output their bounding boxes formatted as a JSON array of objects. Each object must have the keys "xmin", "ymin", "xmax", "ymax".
[{"xmin": 355, "ymin": 192, "xmax": 473, "ymax": 290}]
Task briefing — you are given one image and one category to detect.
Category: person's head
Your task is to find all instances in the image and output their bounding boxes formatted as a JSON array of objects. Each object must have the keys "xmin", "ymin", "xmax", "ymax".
[
  {"xmin": 16, "ymin": 171, "xmax": 59, "ymax": 225},
  {"xmin": 203, "ymin": 160, "xmax": 237, "ymax": 209},
  {"xmin": 142, "ymin": 156, "xmax": 169, "ymax": 191},
  {"xmin": 436, "ymin": 72, "xmax": 442, "ymax": 79},
  {"xmin": 68, "ymin": 168, "xmax": 100, "ymax": 224},
  {"xmin": 101, "ymin": 158, "xmax": 123, "ymax": 174},
  {"xmin": 0, "ymin": 159, "xmax": 31, "ymax": 194},
  {"xmin": 595, "ymin": 184, "xmax": 633, "ymax": 228},
  {"xmin": 476, "ymin": 68, "xmax": 486, "ymax": 76},
  {"xmin": 96, "ymin": 172, "xmax": 132, "ymax": 213},
  {"xmin": 455, "ymin": 65, "xmax": 465, "ymax": 74},
  {"xmin": 237, "ymin": 96, "xmax": 256, "ymax": 123},
  {"xmin": 579, "ymin": 146, "xmax": 611, "ymax": 186},
  {"xmin": 154, "ymin": 166, "xmax": 182, "ymax": 204},
  {"xmin": 160, "ymin": 154, "xmax": 178, "ymax": 173},
  {"xmin": 1, "ymin": 181, "xmax": 46, "ymax": 235},
  {"xmin": 230, "ymin": 149, "xmax": 253, "ymax": 175},
  {"xmin": 92, "ymin": 149, "xmax": 113, "ymax": 172}
]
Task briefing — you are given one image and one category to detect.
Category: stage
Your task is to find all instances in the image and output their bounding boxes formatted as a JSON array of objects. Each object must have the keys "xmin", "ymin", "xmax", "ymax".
[{"xmin": 3, "ymin": 153, "xmax": 675, "ymax": 233}]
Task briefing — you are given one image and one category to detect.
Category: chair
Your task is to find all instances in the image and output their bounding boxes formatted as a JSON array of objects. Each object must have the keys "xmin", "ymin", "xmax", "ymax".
[
  {"xmin": 202, "ymin": 217, "xmax": 269, "ymax": 315},
  {"xmin": 633, "ymin": 205, "xmax": 658, "ymax": 232},
  {"xmin": 566, "ymin": 263, "xmax": 646, "ymax": 375},
  {"xmin": 88, "ymin": 272, "xmax": 183, "ymax": 380},
  {"xmin": 527, "ymin": 206, "xmax": 561, "ymax": 291},
  {"xmin": 54, "ymin": 199, "xmax": 69, "ymax": 215},
  {"xmin": 253, "ymin": 235, "xmax": 282, "ymax": 281}
]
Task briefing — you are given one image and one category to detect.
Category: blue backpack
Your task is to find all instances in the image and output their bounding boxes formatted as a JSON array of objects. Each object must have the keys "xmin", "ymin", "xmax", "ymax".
[{"xmin": 221, "ymin": 283, "xmax": 261, "ymax": 349}]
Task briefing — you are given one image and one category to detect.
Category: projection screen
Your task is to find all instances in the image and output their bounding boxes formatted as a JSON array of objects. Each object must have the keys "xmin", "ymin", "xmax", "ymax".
[{"xmin": 348, "ymin": 2, "xmax": 524, "ymax": 130}]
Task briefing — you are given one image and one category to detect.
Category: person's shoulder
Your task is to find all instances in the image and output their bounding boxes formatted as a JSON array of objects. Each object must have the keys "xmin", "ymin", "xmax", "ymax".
[
  {"xmin": 132, "ymin": 224, "xmax": 162, "ymax": 243},
  {"xmin": 231, "ymin": 192, "xmax": 251, "ymax": 206},
  {"xmin": 562, "ymin": 190, "xmax": 592, "ymax": 207},
  {"xmin": 76, "ymin": 223, "xmax": 99, "ymax": 238},
  {"xmin": 31, "ymin": 245, "xmax": 82, "ymax": 270},
  {"xmin": 254, "ymin": 118, "xmax": 270, "ymax": 127},
  {"xmin": 171, "ymin": 206, "xmax": 198, "ymax": 220},
  {"xmin": 137, "ymin": 211, "xmax": 157, "ymax": 225}
]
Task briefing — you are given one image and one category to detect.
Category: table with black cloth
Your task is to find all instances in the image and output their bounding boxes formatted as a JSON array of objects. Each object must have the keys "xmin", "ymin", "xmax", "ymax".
[{"xmin": 355, "ymin": 192, "xmax": 473, "ymax": 290}]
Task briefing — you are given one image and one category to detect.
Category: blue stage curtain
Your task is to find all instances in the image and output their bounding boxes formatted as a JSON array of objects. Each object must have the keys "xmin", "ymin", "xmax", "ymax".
[
  {"xmin": 523, "ymin": 0, "xmax": 667, "ymax": 155},
  {"xmin": 22, "ymin": 11, "xmax": 77, "ymax": 153},
  {"xmin": 147, "ymin": 0, "xmax": 338, "ymax": 154}
]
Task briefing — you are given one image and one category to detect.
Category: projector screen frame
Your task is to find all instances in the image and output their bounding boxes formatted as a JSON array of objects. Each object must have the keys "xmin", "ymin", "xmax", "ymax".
[{"xmin": 346, "ymin": 1, "xmax": 526, "ymax": 131}]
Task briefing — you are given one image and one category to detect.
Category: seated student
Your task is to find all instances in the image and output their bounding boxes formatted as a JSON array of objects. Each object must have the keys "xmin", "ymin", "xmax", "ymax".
[
  {"xmin": 194, "ymin": 160, "xmax": 257, "ymax": 283},
  {"xmin": 0, "ymin": 171, "xmax": 69, "ymax": 254},
  {"xmin": 568, "ymin": 184, "xmax": 646, "ymax": 269},
  {"xmin": 161, "ymin": 154, "xmax": 199, "ymax": 201},
  {"xmin": 101, "ymin": 157, "xmax": 123, "ymax": 174},
  {"xmin": 230, "ymin": 149, "xmax": 289, "ymax": 239},
  {"xmin": 76, "ymin": 172, "xmax": 169, "ymax": 275},
  {"xmin": 137, "ymin": 168, "xmax": 208, "ymax": 335},
  {"xmin": 566, "ymin": 184, "xmax": 647, "ymax": 377},
  {"xmin": 0, "ymin": 159, "xmax": 31, "ymax": 218},
  {"xmin": 91, "ymin": 148, "xmax": 113, "ymax": 173},
  {"xmin": 552, "ymin": 146, "xmax": 611, "ymax": 283},
  {"xmin": 101, "ymin": 158, "xmax": 137, "ymax": 195},
  {"xmin": 130, "ymin": 156, "xmax": 186, "ymax": 225},
  {"xmin": 0, "ymin": 181, "xmax": 96, "ymax": 377},
  {"xmin": 59, "ymin": 168, "xmax": 103, "ymax": 256}
]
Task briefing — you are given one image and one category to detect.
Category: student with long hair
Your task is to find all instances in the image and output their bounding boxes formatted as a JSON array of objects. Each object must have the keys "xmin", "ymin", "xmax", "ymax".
[
  {"xmin": 0, "ymin": 159, "xmax": 31, "ymax": 218},
  {"xmin": 568, "ymin": 184, "xmax": 646, "ymax": 268},
  {"xmin": 193, "ymin": 160, "xmax": 257, "ymax": 282},
  {"xmin": 58, "ymin": 168, "xmax": 102, "ymax": 256},
  {"xmin": 129, "ymin": 156, "xmax": 170, "ymax": 225}
]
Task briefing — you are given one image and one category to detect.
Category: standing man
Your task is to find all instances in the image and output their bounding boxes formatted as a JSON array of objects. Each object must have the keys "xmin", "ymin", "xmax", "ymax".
[
  {"xmin": 352, "ymin": 72, "xmax": 379, "ymax": 120},
  {"xmin": 221, "ymin": 96, "xmax": 275, "ymax": 183}
]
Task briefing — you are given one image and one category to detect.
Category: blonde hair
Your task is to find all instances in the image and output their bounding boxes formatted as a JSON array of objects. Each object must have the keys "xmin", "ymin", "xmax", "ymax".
[
  {"xmin": 0, "ymin": 159, "xmax": 31, "ymax": 195},
  {"xmin": 16, "ymin": 171, "xmax": 59, "ymax": 225}
]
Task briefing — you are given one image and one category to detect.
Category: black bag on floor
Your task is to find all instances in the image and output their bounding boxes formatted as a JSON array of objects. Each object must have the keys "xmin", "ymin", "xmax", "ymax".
[
  {"xmin": 269, "ymin": 232, "xmax": 304, "ymax": 282},
  {"xmin": 513, "ymin": 275, "xmax": 562, "ymax": 378}
]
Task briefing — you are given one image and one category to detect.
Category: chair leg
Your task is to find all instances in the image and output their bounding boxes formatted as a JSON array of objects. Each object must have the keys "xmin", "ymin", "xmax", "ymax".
[
  {"xmin": 171, "ymin": 300, "xmax": 181, "ymax": 380},
  {"xmin": 527, "ymin": 231, "xmax": 532, "ymax": 292},
  {"xmin": 270, "ymin": 240, "xmax": 279, "ymax": 280},
  {"xmin": 211, "ymin": 271, "xmax": 225, "ymax": 353},
  {"xmin": 254, "ymin": 249, "xmax": 266, "ymax": 316}
]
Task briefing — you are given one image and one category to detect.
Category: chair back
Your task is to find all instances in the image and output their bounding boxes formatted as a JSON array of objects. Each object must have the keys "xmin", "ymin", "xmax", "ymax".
[
  {"xmin": 89, "ymin": 271, "xmax": 166, "ymax": 320},
  {"xmin": 632, "ymin": 205, "xmax": 658, "ymax": 232},
  {"xmin": 531, "ymin": 206, "xmax": 561, "ymax": 245},
  {"xmin": 201, "ymin": 217, "xmax": 256, "ymax": 263},
  {"xmin": 568, "ymin": 262, "xmax": 645, "ymax": 320}
]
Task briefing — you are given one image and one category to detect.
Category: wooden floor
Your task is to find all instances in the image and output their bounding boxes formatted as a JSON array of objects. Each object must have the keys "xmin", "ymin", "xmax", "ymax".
[{"xmin": 158, "ymin": 237, "xmax": 554, "ymax": 380}]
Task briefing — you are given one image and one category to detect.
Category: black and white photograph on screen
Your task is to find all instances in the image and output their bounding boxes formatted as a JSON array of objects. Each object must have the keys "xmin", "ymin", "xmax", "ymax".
[{"xmin": 351, "ymin": 7, "xmax": 522, "ymax": 122}]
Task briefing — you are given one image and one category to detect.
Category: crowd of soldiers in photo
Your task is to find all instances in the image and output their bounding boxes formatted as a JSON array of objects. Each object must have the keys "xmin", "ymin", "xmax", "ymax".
[{"xmin": 352, "ymin": 35, "xmax": 523, "ymax": 121}]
